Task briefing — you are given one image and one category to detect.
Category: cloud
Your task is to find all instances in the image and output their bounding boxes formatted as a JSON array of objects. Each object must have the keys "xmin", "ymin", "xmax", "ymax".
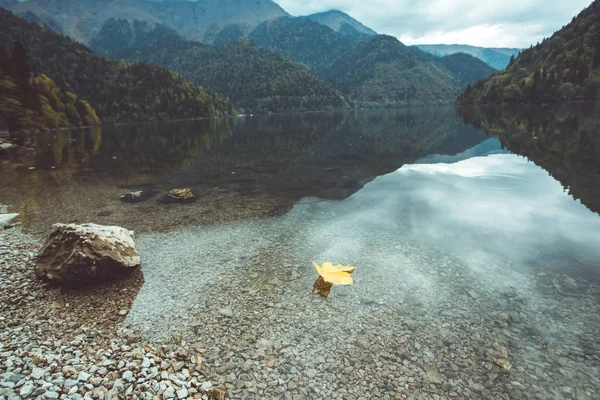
[{"xmin": 277, "ymin": 0, "xmax": 593, "ymax": 48}]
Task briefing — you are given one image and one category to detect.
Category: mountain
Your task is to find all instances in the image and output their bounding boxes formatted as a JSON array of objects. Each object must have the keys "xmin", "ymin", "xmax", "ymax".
[
  {"xmin": 0, "ymin": 9, "xmax": 233, "ymax": 123},
  {"xmin": 321, "ymin": 35, "xmax": 462, "ymax": 107},
  {"xmin": 2, "ymin": 0, "xmax": 289, "ymax": 45},
  {"xmin": 108, "ymin": 31, "xmax": 350, "ymax": 114},
  {"xmin": 304, "ymin": 10, "xmax": 376, "ymax": 41},
  {"xmin": 458, "ymin": 0, "xmax": 600, "ymax": 105},
  {"xmin": 437, "ymin": 53, "xmax": 496, "ymax": 88},
  {"xmin": 249, "ymin": 17, "xmax": 494, "ymax": 93},
  {"xmin": 0, "ymin": 0, "xmax": 16, "ymax": 8},
  {"xmin": 91, "ymin": 18, "xmax": 181, "ymax": 54},
  {"xmin": 417, "ymin": 44, "xmax": 521, "ymax": 70},
  {"xmin": 248, "ymin": 17, "xmax": 354, "ymax": 74}
]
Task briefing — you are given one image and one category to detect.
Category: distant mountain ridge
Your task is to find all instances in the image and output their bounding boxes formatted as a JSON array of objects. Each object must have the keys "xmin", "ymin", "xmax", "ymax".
[
  {"xmin": 2, "ymin": 0, "xmax": 289, "ymax": 44},
  {"xmin": 417, "ymin": 44, "xmax": 521, "ymax": 70}
]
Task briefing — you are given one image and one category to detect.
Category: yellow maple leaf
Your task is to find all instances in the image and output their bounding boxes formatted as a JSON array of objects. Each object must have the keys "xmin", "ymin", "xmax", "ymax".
[{"xmin": 312, "ymin": 262, "xmax": 356, "ymax": 285}]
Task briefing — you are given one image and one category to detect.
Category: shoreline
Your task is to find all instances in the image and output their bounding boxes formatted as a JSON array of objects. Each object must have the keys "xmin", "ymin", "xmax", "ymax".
[{"xmin": 0, "ymin": 223, "xmax": 228, "ymax": 400}]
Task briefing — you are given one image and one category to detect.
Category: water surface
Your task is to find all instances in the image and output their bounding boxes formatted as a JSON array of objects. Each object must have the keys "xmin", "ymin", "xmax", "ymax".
[{"xmin": 1, "ymin": 106, "xmax": 600, "ymax": 399}]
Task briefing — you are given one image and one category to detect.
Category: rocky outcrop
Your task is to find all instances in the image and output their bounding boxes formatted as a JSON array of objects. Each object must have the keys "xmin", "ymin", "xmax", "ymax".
[{"xmin": 35, "ymin": 223, "xmax": 141, "ymax": 284}]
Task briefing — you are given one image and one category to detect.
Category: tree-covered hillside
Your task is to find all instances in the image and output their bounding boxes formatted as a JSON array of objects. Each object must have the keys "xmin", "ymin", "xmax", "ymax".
[
  {"xmin": 91, "ymin": 18, "xmax": 180, "ymax": 54},
  {"xmin": 246, "ymin": 18, "xmax": 493, "ymax": 105},
  {"xmin": 459, "ymin": 0, "xmax": 600, "ymax": 104},
  {"xmin": 248, "ymin": 17, "xmax": 354, "ymax": 74},
  {"xmin": 322, "ymin": 36, "xmax": 462, "ymax": 107},
  {"xmin": 109, "ymin": 34, "xmax": 350, "ymax": 114},
  {"xmin": 0, "ymin": 9, "xmax": 234, "ymax": 122},
  {"xmin": 438, "ymin": 53, "xmax": 496, "ymax": 88},
  {"xmin": 0, "ymin": 38, "xmax": 99, "ymax": 131}
]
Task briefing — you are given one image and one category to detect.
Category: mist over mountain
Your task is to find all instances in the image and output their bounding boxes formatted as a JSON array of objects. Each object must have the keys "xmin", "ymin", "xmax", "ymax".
[{"xmin": 304, "ymin": 10, "xmax": 376, "ymax": 41}]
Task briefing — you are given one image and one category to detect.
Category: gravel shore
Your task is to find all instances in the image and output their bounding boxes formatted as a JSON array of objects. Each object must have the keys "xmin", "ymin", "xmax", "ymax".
[{"xmin": 0, "ymin": 225, "xmax": 227, "ymax": 400}]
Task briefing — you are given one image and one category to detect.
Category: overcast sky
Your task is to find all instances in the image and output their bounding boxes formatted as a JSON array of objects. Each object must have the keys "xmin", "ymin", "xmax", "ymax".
[{"xmin": 277, "ymin": 0, "xmax": 593, "ymax": 48}]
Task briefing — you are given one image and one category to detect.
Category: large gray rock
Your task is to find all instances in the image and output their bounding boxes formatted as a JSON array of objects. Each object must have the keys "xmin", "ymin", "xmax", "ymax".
[{"xmin": 35, "ymin": 223, "xmax": 141, "ymax": 284}]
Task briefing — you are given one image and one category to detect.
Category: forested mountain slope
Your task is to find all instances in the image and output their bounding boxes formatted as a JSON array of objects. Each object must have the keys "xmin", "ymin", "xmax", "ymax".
[
  {"xmin": 321, "ymin": 36, "xmax": 463, "ymax": 107},
  {"xmin": 109, "ymin": 33, "xmax": 350, "ymax": 114},
  {"xmin": 458, "ymin": 0, "xmax": 600, "ymax": 104},
  {"xmin": 438, "ymin": 53, "xmax": 496, "ymax": 88},
  {"xmin": 248, "ymin": 17, "xmax": 354, "ymax": 74},
  {"xmin": 0, "ymin": 9, "xmax": 234, "ymax": 122},
  {"xmin": 0, "ymin": 38, "xmax": 99, "ymax": 131}
]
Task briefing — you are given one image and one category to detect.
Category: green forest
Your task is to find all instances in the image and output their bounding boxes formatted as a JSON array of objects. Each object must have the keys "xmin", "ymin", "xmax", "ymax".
[
  {"xmin": 246, "ymin": 18, "xmax": 495, "ymax": 106},
  {"xmin": 323, "ymin": 36, "xmax": 462, "ymax": 107},
  {"xmin": 459, "ymin": 0, "xmax": 600, "ymax": 104},
  {"xmin": 109, "ymin": 34, "xmax": 350, "ymax": 114},
  {"xmin": 0, "ymin": 38, "xmax": 99, "ymax": 131},
  {"xmin": 0, "ymin": 9, "xmax": 234, "ymax": 125}
]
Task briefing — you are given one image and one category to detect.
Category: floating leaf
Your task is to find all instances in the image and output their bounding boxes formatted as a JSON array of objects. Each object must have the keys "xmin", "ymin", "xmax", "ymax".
[{"xmin": 312, "ymin": 262, "xmax": 356, "ymax": 298}]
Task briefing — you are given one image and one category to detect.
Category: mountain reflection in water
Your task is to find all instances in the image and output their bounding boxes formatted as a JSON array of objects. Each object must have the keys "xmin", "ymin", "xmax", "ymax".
[
  {"xmin": 1, "ymin": 108, "xmax": 486, "ymax": 233},
  {"xmin": 460, "ymin": 102, "xmax": 600, "ymax": 214}
]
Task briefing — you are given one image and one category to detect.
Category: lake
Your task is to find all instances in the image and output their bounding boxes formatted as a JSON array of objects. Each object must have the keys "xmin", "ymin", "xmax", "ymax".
[{"xmin": 2, "ymin": 106, "xmax": 600, "ymax": 399}]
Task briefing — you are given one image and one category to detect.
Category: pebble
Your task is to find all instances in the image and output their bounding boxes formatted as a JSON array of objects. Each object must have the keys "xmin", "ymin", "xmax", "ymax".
[{"xmin": 218, "ymin": 308, "xmax": 233, "ymax": 318}]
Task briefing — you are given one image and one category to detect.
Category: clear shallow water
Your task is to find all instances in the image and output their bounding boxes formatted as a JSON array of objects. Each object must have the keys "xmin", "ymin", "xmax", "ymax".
[
  {"xmin": 131, "ymin": 153, "xmax": 600, "ymax": 399},
  {"xmin": 2, "ymin": 106, "xmax": 600, "ymax": 399}
]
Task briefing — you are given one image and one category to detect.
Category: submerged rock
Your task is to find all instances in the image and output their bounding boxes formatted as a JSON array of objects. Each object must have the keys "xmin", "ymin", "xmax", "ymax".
[
  {"xmin": 164, "ymin": 188, "xmax": 197, "ymax": 203},
  {"xmin": 0, "ymin": 138, "xmax": 34, "ymax": 162},
  {"xmin": 35, "ymin": 223, "xmax": 141, "ymax": 284},
  {"xmin": 120, "ymin": 190, "xmax": 159, "ymax": 203}
]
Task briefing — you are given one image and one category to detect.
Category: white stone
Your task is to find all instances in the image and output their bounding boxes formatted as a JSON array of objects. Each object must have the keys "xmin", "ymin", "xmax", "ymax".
[
  {"xmin": 35, "ymin": 223, "xmax": 141, "ymax": 283},
  {"xmin": 217, "ymin": 308, "xmax": 233, "ymax": 318},
  {"xmin": 163, "ymin": 386, "xmax": 175, "ymax": 399},
  {"xmin": 20, "ymin": 382, "xmax": 34, "ymax": 397},
  {"xmin": 176, "ymin": 387, "xmax": 188, "ymax": 399},
  {"xmin": 77, "ymin": 371, "xmax": 91, "ymax": 382},
  {"xmin": 0, "ymin": 213, "xmax": 19, "ymax": 225}
]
